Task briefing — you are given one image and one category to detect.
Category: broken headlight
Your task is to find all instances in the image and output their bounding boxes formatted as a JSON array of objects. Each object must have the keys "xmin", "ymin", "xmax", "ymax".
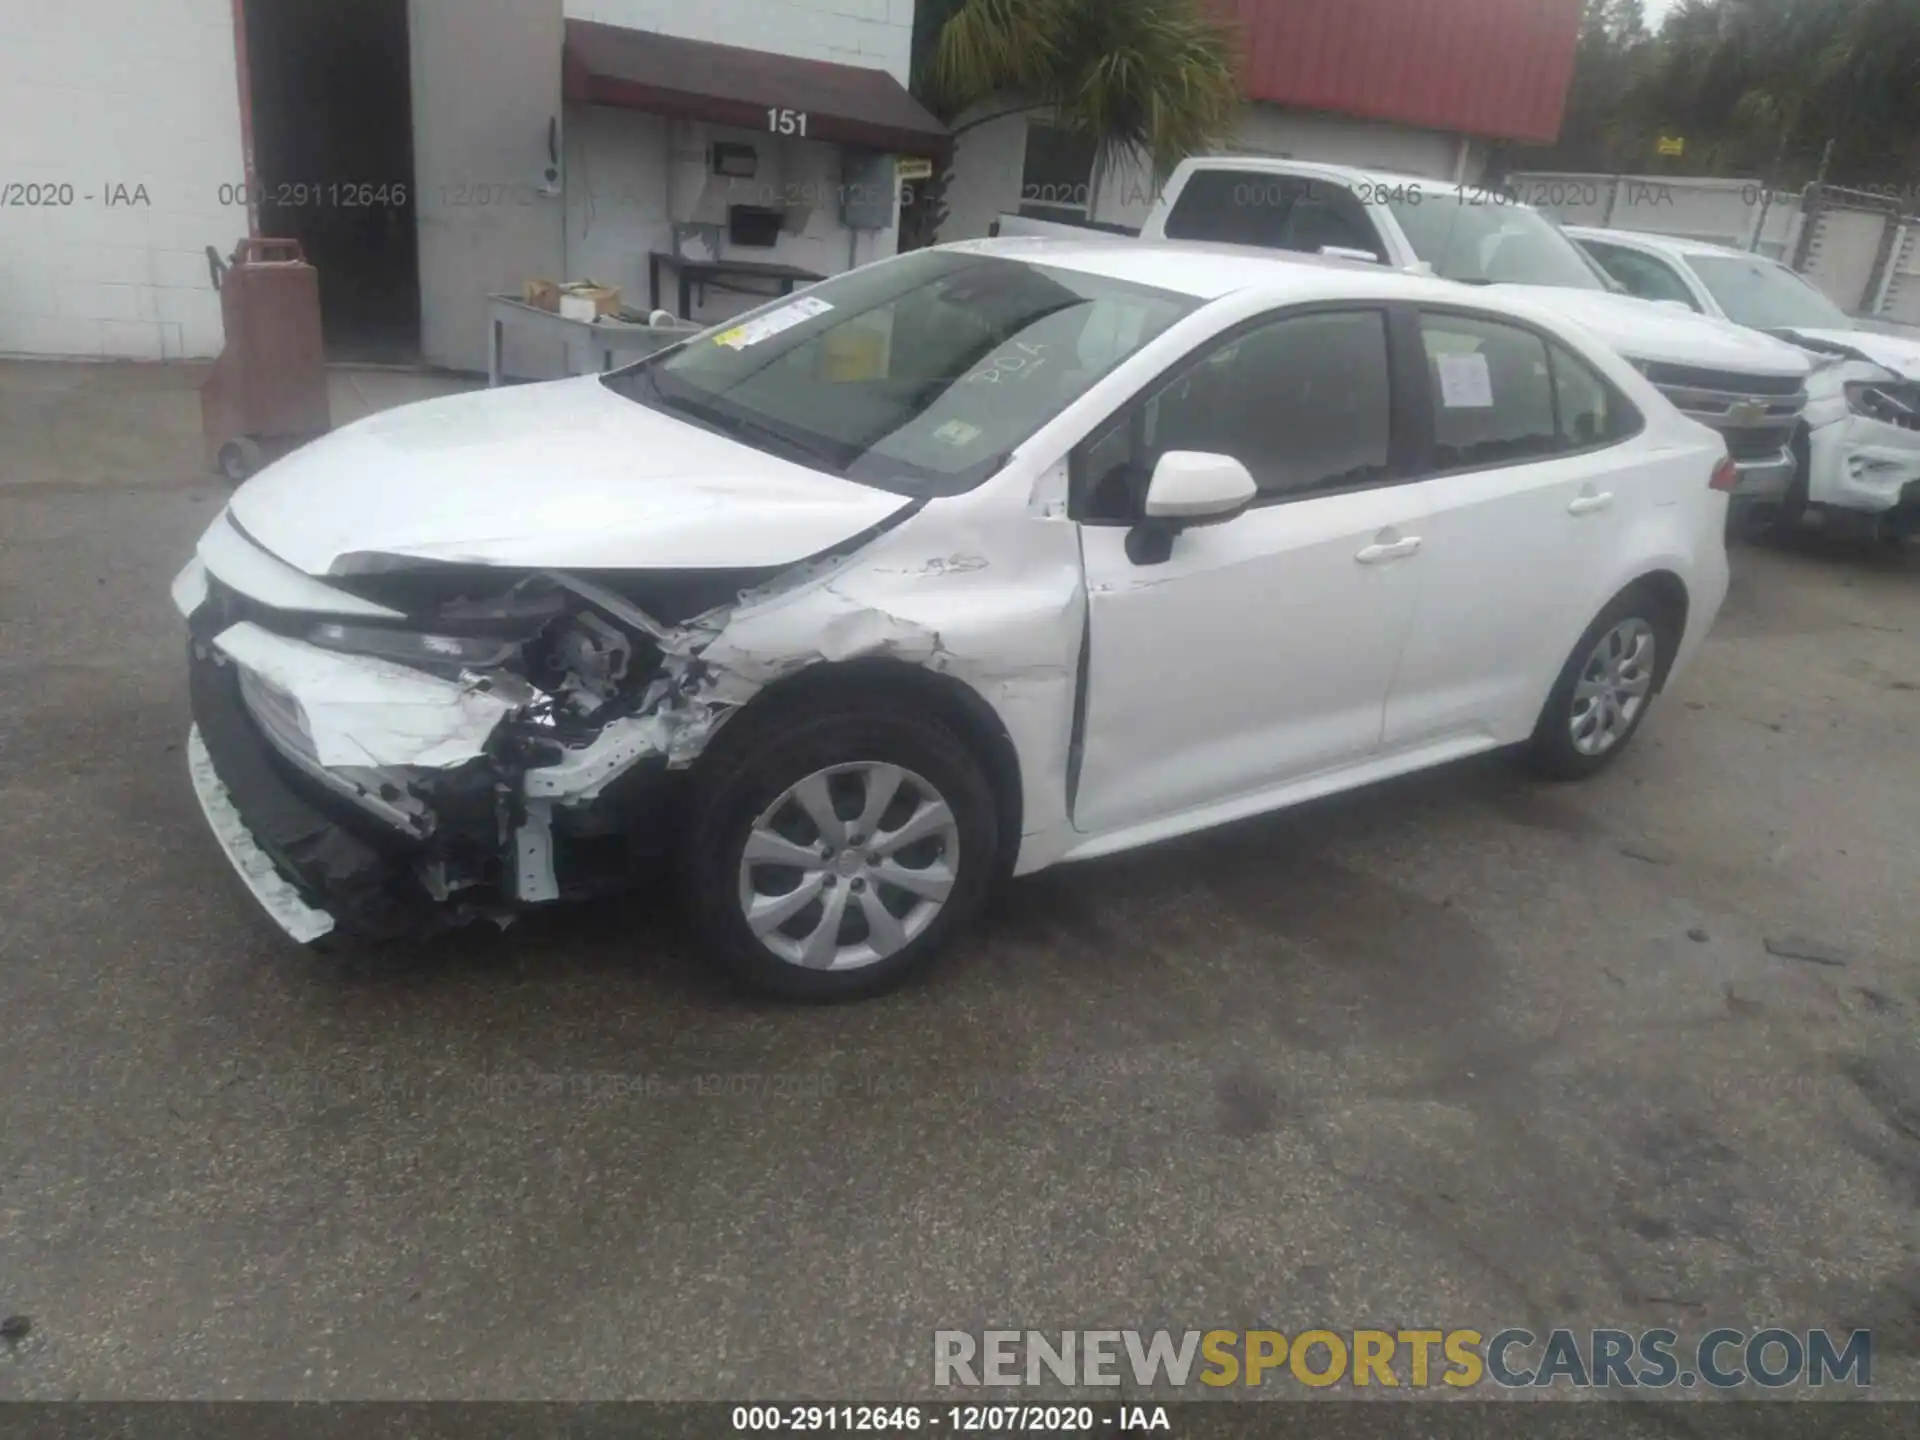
[
  {"xmin": 1845, "ymin": 380, "xmax": 1920, "ymax": 430},
  {"xmin": 306, "ymin": 622, "xmax": 522, "ymax": 677}
]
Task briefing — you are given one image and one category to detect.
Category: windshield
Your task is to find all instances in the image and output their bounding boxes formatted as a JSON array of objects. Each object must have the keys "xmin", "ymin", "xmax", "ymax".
[
  {"xmin": 1686, "ymin": 254, "xmax": 1853, "ymax": 333},
  {"xmin": 606, "ymin": 250, "xmax": 1197, "ymax": 497},
  {"xmin": 1386, "ymin": 191, "xmax": 1611, "ymax": 290}
]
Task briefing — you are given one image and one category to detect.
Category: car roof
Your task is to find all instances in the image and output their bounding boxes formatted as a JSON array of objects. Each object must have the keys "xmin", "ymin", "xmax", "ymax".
[
  {"xmin": 1565, "ymin": 226, "xmax": 1769, "ymax": 262},
  {"xmin": 942, "ymin": 236, "xmax": 1475, "ymax": 307},
  {"xmin": 1174, "ymin": 155, "xmax": 1495, "ymax": 202}
]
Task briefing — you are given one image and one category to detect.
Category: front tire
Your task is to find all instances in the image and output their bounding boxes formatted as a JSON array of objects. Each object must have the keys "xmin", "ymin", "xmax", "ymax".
[
  {"xmin": 678, "ymin": 700, "xmax": 999, "ymax": 1001},
  {"xmin": 1525, "ymin": 588, "xmax": 1676, "ymax": 781}
]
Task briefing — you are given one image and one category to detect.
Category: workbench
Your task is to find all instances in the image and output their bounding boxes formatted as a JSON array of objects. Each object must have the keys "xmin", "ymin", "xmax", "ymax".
[
  {"xmin": 647, "ymin": 253, "xmax": 825, "ymax": 321},
  {"xmin": 486, "ymin": 295, "xmax": 700, "ymax": 387}
]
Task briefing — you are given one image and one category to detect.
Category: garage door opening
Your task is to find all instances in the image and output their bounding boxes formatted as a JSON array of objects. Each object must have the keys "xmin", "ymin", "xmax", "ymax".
[{"xmin": 240, "ymin": 0, "xmax": 421, "ymax": 362}]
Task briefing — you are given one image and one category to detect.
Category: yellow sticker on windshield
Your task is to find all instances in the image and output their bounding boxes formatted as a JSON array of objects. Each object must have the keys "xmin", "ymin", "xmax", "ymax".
[
  {"xmin": 933, "ymin": 420, "xmax": 982, "ymax": 446},
  {"xmin": 714, "ymin": 296, "xmax": 835, "ymax": 350}
]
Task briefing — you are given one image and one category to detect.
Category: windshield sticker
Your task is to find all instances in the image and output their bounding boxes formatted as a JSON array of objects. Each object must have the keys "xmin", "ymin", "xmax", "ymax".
[
  {"xmin": 931, "ymin": 419, "xmax": 983, "ymax": 447},
  {"xmin": 967, "ymin": 341, "xmax": 1049, "ymax": 384},
  {"xmin": 1436, "ymin": 351, "xmax": 1495, "ymax": 409},
  {"xmin": 715, "ymin": 295, "xmax": 835, "ymax": 350}
]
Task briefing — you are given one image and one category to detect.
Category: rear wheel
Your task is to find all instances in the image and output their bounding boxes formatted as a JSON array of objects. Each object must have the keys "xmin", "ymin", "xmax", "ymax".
[
  {"xmin": 678, "ymin": 701, "xmax": 998, "ymax": 1000},
  {"xmin": 1525, "ymin": 588, "xmax": 1676, "ymax": 781}
]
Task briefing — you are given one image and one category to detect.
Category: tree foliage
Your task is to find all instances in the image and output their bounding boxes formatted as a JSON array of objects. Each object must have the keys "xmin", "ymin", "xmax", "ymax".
[
  {"xmin": 901, "ymin": 0, "xmax": 1241, "ymax": 247},
  {"xmin": 1534, "ymin": 0, "xmax": 1920, "ymax": 190}
]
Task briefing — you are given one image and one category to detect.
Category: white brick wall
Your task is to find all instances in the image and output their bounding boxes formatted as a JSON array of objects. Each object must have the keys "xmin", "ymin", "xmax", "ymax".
[
  {"xmin": 0, "ymin": 0, "xmax": 246, "ymax": 359},
  {"xmin": 565, "ymin": 0, "xmax": 914, "ymax": 85}
]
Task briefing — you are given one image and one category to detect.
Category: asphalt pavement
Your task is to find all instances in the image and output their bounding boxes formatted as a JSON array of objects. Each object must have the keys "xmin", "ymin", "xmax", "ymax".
[{"xmin": 1, "ymin": 359, "xmax": 1916, "ymax": 1402}]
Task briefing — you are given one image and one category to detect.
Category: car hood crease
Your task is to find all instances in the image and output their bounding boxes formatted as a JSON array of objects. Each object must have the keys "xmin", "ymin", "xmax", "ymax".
[{"xmin": 226, "ymin": 375, "xmax": 918, "ymax": 577}]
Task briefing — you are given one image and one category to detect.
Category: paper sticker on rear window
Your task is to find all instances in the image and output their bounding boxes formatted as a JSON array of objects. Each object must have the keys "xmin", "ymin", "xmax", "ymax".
[
  {"xmin": 1436, "ymin": 351, "xmax": 1495, "ymax": 409},
  {"xmin": 715, "ymin": 294, "xmax": 834, "ymax": 350}
]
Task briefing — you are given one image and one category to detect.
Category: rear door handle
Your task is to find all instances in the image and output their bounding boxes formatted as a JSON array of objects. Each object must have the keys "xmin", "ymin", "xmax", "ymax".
[
  {"xmin": 1356, "ymin": 537, "xmax": 1422, "ymax": 564},
  {"xmin": 1568, "ymin": 492, "xmax": 1615, "ymax": 515}
]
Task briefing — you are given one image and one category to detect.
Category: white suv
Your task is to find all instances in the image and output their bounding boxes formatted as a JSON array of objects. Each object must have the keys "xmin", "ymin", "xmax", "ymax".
[
  {"xmin": 175, "ymin": 242, "xmax": 1733, "ymax": 999},
  {"xmin": 1014, "ymin": 158, "xmax": 1814, "ymax": 514},
  {"xmin": 1570, "ymin": 226, "xmax": 1920, "ymax": 540}
]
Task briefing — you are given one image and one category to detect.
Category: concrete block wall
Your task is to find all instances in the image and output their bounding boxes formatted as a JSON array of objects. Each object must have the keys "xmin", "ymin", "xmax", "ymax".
[
  {"xmin": 565, "ymin": 0, "xmax": 914, "ymax": 84},
  {"xmin": 0, "ymin": 0, "xmax": 246, "ymax": 359}
]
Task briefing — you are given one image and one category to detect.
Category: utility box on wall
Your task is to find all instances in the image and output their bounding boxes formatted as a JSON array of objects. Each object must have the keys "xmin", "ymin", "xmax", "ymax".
[{"xmin": 841, "ymin": 151, "xmax": 898, "ymax": 231}]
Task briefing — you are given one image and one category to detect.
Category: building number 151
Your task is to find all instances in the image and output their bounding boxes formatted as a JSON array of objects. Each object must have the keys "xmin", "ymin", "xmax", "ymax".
[{"xmin": 768, "ymin": 108, "xmax": 809, "ymax": 137}]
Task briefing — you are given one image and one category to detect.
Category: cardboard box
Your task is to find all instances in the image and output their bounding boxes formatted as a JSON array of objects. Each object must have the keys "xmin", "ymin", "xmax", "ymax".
[
  {"xmin": 523, "ymin": 280, "xmax": 622, "ymax": 321},
  {"xmin": 559, "ymin": 282, "xmax": 622, "ymax": 323}
]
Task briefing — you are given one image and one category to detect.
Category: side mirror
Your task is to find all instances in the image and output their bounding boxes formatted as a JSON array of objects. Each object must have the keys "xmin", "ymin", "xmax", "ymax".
[
  {"xmin": 1319, "ymin": 244, "xmax": 1383, "ymax": 265},
  {"xmin": 1126, "ymin": 452, "xmax": 1257, "ymax": 565}
]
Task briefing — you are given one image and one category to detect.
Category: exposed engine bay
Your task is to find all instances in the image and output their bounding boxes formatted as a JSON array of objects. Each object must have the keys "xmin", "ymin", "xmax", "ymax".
[
  {"xmin": 175, "ymin": 486, "xmax": 1086, "ymax": 949},
  {"xmin": 179, "ymin": 539, "xmax": 874, "ymax": 941}
]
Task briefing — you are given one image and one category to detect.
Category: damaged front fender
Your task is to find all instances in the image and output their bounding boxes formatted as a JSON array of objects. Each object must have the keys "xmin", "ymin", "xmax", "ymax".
[{"xmin": 181, "ymin": 489, "xmax": 1088, "ymax": 941}]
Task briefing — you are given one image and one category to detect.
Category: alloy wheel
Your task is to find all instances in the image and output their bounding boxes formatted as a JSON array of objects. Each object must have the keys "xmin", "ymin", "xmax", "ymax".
[
  {"xmin": 736, "ymin": 762, "xmax": 961, "ymax": 972},
  {"xmin": 1570, "ymin": 618, "xmax": 1656, "ymax": 757}
]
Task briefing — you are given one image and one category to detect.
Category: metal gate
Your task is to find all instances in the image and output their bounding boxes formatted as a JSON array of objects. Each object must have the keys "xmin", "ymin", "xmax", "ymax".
[
  {"xmin": 1873, "ymin": 222, "xmax": 1920, "ymax": 327},
  {"xmin": 1792, "ymin": 186, "xmax": 1912, "ymax": 318}
]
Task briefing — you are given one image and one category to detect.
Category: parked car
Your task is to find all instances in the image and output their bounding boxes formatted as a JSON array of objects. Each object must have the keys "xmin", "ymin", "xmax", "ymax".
[
  {"xmin": 1569, "ymin": 226, "xmax": 1920, "ymax": 540},
  {"xmin": 998, "ymin": 158, "xmax": 1815, "ymax": 526},
  {"xmin": 175, "ymin": 241, "xmax": 1733, "ymax": 999}
]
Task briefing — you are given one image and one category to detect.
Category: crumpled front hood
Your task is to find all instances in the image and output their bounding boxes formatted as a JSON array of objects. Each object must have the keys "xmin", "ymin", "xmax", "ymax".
[
  {"xmin": 1777, "ymin": 327, "xmax": 1920, "ymax": 381},
  {"xmin": 1492, "ymin": 285, "xmax": 1814, "ymax": 378},
  {"xmin": 227, "ymin": 376, "xmax": 915, "ymax": 576}
]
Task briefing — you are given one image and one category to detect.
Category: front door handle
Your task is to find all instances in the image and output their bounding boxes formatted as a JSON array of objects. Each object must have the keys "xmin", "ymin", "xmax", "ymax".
[
  {"xmin": 1356, "ymin": 537, "xmax": 1422, "ymax": 564},
  {"xmin": 1568, "ymin": 492, "xmax": 1615, "ymax": 515}
]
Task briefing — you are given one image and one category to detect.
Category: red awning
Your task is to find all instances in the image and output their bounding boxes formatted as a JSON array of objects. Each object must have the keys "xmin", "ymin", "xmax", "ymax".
[
  {"xmin": 563, "ymin": 20, "xmax": 950, "ymax": 160},
  {"xmin": 1217, "ymin": 0, "xmax": 1583, "ymax": 144}
]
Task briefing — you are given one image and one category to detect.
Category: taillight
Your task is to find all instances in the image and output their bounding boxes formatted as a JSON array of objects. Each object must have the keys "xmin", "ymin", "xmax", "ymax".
[{"xmin": 1709, "ymin": 456, "xmax": 1739, "ymax": 493}]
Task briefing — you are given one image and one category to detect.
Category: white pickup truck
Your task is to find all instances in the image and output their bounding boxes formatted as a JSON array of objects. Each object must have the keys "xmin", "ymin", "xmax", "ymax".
[{"xmin": 998, "ymin": 157, "xmax": 1816, "ymax": 519}]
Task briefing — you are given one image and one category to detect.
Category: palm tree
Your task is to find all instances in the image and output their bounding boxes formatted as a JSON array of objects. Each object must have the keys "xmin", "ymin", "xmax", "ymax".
[{"xmin": 900, "ymin": 0, "xmax": 1242, "ymax": 249}]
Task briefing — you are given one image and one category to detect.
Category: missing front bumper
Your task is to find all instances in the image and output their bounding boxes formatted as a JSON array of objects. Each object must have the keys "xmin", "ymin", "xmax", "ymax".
[
  {"xmin": 186, "ymin": 637, "xmax": 684, "ymax": 942},
  {"xmin": 187, "ymin": 726, "xmax": 338, "ymax": 944},
  {"xmin": 188, "ymin": 644, "xmax": 482, "ymax": 941}
]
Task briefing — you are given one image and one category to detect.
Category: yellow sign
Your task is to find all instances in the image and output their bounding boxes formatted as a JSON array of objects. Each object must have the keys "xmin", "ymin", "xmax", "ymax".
[
  {"xmin": 1657, "ymin": 136, "xmax": 1685, "ymax": 157},
  {"xmin": 897, "ymin": 157, "xmax": 935, "ymax": 181}
]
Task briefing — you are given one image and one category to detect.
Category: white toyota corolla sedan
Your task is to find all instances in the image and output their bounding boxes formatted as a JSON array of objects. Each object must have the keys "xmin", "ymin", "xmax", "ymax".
[{"xmin": 174, "ymin": 239, "xmax": 1733, "ymax": 999}]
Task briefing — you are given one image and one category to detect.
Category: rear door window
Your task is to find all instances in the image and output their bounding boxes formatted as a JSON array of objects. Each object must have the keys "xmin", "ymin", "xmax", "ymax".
[
  {"xmin": 1419, "ymin": 314, "xmax": 1560, "ymax": 469},
  {"xmin": 1550, "ymin": 342, "xmax": 1639, "ymax": 448},
  {"xmin": 1418, "ymin": 312, "xmax": 1642, "ymax": 470}
]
